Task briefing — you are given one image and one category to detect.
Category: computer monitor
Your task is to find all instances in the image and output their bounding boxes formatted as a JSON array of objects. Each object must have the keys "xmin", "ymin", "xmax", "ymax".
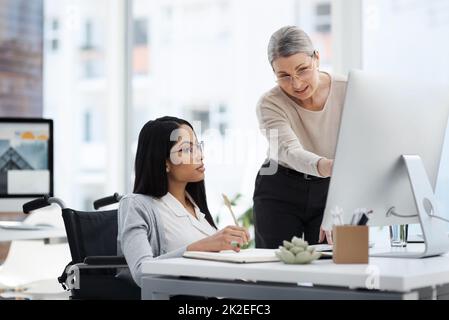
[
  {"xmin": 322, "ymin": 70, "xmax": 449, "ymax": 258},
  {"xmin": 0, "ymin": 118, "xmax": 53, "ymax": 212}
]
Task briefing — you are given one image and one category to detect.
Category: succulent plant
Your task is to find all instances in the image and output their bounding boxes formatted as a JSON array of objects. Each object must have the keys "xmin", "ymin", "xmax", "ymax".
[{"xmin": 276, "ymin": 236, "xmax": 321, "ymax": 264}]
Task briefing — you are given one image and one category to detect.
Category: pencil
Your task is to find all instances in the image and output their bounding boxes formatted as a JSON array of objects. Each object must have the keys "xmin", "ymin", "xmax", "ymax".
[{"xmin": 222, "ymin": 194, "xmax": 240, "ymax": 227}]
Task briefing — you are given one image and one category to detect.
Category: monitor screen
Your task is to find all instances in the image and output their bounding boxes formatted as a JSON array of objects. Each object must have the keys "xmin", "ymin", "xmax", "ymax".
[
  {"xmin": 0, "ymin": 118, "xmax": 53, "ymax": 198},
  {"xmin": 322, "ymin": 70, "xmax": 449, "ymax": 230}
]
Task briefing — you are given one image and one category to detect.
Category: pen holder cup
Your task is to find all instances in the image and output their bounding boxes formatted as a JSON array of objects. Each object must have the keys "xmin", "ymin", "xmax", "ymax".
[{"xmin": 332, "ymin": 225, "xmax": 369, "ymax": 264}]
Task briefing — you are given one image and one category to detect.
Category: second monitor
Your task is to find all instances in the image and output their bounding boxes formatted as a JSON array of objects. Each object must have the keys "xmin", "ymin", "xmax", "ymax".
[{"xmin": 0, "ymin": 118, "xmax": 53, "ymax": 213}]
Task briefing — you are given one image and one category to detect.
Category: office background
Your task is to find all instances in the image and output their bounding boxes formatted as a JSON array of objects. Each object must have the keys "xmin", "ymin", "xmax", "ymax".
[{"xmin": 3, "ymin": 0, "xmax": 449, "ymax": 236}]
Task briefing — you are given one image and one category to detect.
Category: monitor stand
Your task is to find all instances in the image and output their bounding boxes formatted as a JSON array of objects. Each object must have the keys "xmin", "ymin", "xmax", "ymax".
[{"xmin": 371, "ymin": 155, "xmax": 449, "ymax": 258}]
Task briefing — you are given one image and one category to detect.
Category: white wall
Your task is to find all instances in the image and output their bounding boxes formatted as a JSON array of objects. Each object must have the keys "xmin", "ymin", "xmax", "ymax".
[{"xmin": 362, "ymin": 0, "xmax": 449, "ymax": 224}]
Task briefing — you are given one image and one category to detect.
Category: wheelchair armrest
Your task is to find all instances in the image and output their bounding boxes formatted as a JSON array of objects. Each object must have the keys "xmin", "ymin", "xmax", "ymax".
[
  {"xmin": 65, "ymin": 262, "xmax": 130, "ymax": 290},
  {"xmin": 93, "ymin": 193, "xmax": 122, "ymax": 210},
  {"xmin": 23, "ymin": 196, "xmax": 51, "ymax": 213},
  {"xmin": 83, "ymin": 256, "xmax": 127, "ymax": 266}
]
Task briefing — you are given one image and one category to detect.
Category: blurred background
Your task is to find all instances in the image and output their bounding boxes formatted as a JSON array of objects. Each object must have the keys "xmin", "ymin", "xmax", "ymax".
[
  {"xmin": 41, "ymin": 0, "xmax": 449, "ymax": 228},
  {"xmin": 3, "ymin": 0, "xmax": 448, "ymax": 226}
]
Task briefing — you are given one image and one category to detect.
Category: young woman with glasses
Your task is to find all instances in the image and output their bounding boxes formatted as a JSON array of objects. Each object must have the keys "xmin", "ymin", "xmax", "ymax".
[{"xmin": 117, "ymin": 116, "xmax": 249, "ymax": 287}]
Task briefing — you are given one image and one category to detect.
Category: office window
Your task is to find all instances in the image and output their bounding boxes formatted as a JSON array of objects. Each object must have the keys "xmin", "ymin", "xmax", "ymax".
[
  {"xmin": 133, "ymin": 18, "xmax": 150, "ymax": 75},
  {"xmin": 191, "ymin": 109, "xmax": 210, "ymax": 134},
  {"xmin": 52, "ymin": 19, "xmax": 59, "ymax": 30},
  {"xmin": 316, "ymin": 2, "xmax": 331, "ymax": 15},
  {"xmin": 81, "ymin": 20, "xmax": 94, "ymax": 50},
  {"xmin": 129, "ymin": 0, "xmax": 335, "ymax": 225},
  {"xmin": 218, "ymin": 104, "xmax": 228, "ymax": 137},
  {"xmin": 83, "ymin": 110, "xmax": 92, "ymax": 142},
  {"xmin": 48, "ymin": 18, "xmax": 60, "ymax": 51},
  {"xmin": 82, "ymin": 59, "xmax": 104, "ymax": 79},
  {"xmin": 51, "ymin": 39, "xmax": 59, "ymax": 51},
  {"xmin": 78, "ymin": 18, "xmax": 105, "ymax": 79},
  {"xmin": 134, "ymin": 19, "xmax": 149, "ymax": 46},
  {"xmin": 44, "ymin": 0, "xmax": 124, "ymax": 210},
  {"xmin": 296, "ymin": 0, "xmax": 333, "ymax": 71},
  {"xmin": 315, "ymin": 3, "xmax": 331, "ymax": 33}
]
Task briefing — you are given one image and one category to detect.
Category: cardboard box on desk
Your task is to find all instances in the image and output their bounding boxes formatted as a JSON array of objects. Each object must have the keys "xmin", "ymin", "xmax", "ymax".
[{"xmin": 333, "ymin": 225, "xmax": 369, "ymax": 264}]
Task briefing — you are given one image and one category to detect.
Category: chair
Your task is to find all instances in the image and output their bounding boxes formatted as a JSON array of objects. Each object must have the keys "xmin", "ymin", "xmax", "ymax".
[{"xmin": 23, "ymin": 194, "xmax": 141, "ymax": 300}]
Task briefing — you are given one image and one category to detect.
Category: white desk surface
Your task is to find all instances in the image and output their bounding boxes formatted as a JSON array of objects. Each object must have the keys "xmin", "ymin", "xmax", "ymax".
[
  {"xmin": 0, "ymin": 227, "xmax": 66, "ymax": 242},
  {"xmin": 142, "ymin": 245, "xmax": 449, "ymax": 293}
]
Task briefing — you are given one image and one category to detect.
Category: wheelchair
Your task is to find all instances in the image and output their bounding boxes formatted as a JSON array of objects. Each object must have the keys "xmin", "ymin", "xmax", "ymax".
[{"xmin": 22, "ymin": 193, "xmax": 141, "ymax": 300}]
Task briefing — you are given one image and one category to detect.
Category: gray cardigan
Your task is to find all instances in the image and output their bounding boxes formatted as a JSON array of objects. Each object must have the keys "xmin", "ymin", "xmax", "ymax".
[{"xmin": 117, "ymin": 194, "xmax": 187, "ymax": 287}]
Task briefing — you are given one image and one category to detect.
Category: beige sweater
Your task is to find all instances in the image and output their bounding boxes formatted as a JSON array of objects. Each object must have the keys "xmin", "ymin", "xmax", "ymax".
[{"xmin": 256, "ymin": 73, "xmax": 348, "ymax": 177}]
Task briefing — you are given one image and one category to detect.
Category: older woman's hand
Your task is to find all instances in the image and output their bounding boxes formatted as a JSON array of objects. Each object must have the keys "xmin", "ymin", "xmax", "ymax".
[
  {"xmin": 319, "ymin": 226, "xmax": 333, "ymax": 245},
  {"xmin": 317, "ymin": 158, "xmax": 333, "ymax": 178}
]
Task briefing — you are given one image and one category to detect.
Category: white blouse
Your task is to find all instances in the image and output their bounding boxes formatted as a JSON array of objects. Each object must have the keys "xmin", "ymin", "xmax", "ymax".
[{"xmin": 155, "ymin": 192, "xmax": 217, "ymax": 252}]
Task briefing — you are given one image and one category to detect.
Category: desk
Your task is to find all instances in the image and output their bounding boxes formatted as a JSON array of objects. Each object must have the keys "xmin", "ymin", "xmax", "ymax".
[
  {"xmin": 0, "ymin": 227, "xmax": 67, "ymax": 243},
  {"xmin": 0, "ymin": 207, "xmax": 66, "ymax": 244},
  {"xmin": 141, "ymin": 246, "xmax": 449, "ymax": 300}
]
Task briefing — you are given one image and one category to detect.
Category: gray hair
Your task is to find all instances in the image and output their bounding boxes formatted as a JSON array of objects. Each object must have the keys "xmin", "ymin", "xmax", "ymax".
[{"xmin": 267, "ymin": 26, "xmax": 315, "ymax": 65}]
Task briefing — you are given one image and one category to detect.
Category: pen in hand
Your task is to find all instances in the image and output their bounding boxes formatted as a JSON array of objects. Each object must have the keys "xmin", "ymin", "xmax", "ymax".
[
  {"xmin": 222, "ymin": 194, "xmax": 240, "ymax": 227},
  {"xmin": 222, "ymin": 194, "xmax": 249, "ymax": 248}
]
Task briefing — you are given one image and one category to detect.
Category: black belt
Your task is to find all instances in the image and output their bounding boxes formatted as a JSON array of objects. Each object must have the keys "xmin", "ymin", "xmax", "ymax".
[{"xmin": 262, "ymin": 162, "xmax": 328, "ymax": 181}]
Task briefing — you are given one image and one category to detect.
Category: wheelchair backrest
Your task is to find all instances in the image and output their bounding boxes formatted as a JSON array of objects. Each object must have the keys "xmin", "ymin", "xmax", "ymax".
[{"xmin": 62, "ymin": 209, "xmax": 118, "ymax": 263}]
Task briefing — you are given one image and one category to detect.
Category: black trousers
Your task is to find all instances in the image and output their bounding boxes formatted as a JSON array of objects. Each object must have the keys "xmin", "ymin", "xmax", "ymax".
[{"xmin": 253, "ymin": 163, "xmax": 330, "ymax": 249}]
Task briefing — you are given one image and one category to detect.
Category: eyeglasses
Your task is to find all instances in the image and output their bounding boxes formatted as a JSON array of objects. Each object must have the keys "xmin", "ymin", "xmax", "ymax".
[
  {"xmin": 275, "ymin": 55, "xmax": 316, "ymax": 87},
  {"xmin": 170, "ymin": 141, "xmax": 204, "ymax": 156}
]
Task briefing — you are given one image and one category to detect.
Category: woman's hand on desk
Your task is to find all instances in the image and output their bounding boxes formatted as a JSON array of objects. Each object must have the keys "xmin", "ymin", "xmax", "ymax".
[
  {"xmin": 319, "ymin": 227, "xmax": 333, "ymax": 245},
  {"xmin": 317, "ymin": 158, "xmax": 333, "ymax": 178},
  {"xmin": 187, "ymin": 226, "xmax": 250, "ymax": 253}
]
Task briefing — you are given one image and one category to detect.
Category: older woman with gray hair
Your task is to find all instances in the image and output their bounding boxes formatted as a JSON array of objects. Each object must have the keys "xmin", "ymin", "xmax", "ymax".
[{"xmin": 253, "ymin": 26, "xmax": 347, "ymax": 248}]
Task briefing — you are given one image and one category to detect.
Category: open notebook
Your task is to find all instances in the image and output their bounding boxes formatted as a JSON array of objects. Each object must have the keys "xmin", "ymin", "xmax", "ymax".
[{"xmin": 183, "ymin": 249, "xmax": 280, "ymax": 263}]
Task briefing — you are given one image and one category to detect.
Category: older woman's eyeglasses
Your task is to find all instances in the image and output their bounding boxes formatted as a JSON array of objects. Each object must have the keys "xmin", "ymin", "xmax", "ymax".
[
  {"xmin": 170, "ymin": 141, "xmax": 204, "ymax": 155},
  {"xmin": 275, "ymin": 55, "xmax": 317, "ymax": 86}
]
